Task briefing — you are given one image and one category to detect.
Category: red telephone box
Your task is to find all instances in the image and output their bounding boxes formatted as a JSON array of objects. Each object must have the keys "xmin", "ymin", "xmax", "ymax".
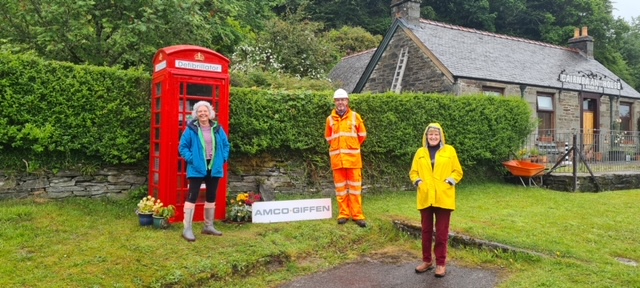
[{"xmin": 149, "ymin": 45, "xmax": 230, "ymax": 223}]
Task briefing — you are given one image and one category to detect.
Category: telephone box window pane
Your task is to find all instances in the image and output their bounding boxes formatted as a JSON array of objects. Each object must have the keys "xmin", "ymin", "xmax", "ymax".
[
  {"xmin": 154, "ymin": 158, "xmax": 159, "ymax": 169},
  {"xmin": 154, "ymin": 128, "xmax": 161, "ymax": 140},
  {"xmin": 153, "ymin": 187, "xmax": 159, "ymax": 198},
  {"xmin": 187, "ymin": 84, "xmax": 213, "ymax": 97},
  {"xmin": 178, "ymin": 160, "xmax": 183, "ymax": 171},
  {"xmin": 154, "ymin": 143, "xmax": 160, "ymax": 155},
  {"xmin": 155, "ymin": 98, "xmax": 161, "ymax": 110},
  {"xmin": 155, "ymin": 83, "xmax": 162, "ymax": 96},
  {"xmin": 155, "ymin": 113, "xmax": 161, "ymax": 125},
  {"xmin": 153, "ymin": 173, "xmax": 159, "ymax": 185}
]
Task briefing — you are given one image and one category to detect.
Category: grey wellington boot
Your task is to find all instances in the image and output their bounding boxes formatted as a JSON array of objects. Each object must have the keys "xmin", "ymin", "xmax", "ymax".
[
  {"xmin": 202, "ymin": 207, "xmax": 223, "ymax": 236},
  {"xmin": 182, "ymin": 208, "xmax": 196, "ymax": 242}
]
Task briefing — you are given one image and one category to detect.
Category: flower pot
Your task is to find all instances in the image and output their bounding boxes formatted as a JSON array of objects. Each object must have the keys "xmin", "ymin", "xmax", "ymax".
[
  {"xmin": 153, "ymin": 216, "xmax": 170, "ymax": 229},
  {"xmin": 137, "ymin": 212, "xmax": 153, "ymax": 226}
]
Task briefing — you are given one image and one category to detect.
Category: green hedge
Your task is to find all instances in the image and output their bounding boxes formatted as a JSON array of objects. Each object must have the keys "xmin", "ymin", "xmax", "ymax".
[
  {"xmin": 0, "ymin": 52, "xmax": 150, "ymax": 171},
  {"xmin": 0, "ymin": 53, "xmax": 532, "ymax": 183},
  {"xmin": 230, "ymin": 89, "xmax": 533, "ymax": 182}
]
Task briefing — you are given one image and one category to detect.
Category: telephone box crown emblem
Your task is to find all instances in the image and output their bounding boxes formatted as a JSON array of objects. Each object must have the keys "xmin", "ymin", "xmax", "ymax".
[{"xmin": 195, "ymin": 52, "xmax": 205, "ymax": 61}]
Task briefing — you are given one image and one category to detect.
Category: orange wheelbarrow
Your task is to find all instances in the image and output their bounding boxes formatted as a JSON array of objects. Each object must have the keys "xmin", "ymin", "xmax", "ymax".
[{"xmin": 502, "ymin": 160, "xmax": 546, "ymax": 187}]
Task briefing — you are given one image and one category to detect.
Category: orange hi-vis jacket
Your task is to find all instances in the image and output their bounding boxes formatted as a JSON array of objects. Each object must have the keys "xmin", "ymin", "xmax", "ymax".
[{"xmin": 325, "ymin": 108, "xmax": 367, "ymax": 169}]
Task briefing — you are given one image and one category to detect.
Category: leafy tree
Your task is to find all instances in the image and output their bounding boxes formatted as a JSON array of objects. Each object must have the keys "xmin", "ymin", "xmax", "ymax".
[
  {"xmin": 273, "ymin": 0, "xmax": 392, "ymax": 36},
  {"xmin": 0, "ymin": 0, "xmax": 279, "ymax": 69},
  {"xmin": 617, "ymin": 18, "xmax": 640, "ymax": 90},
  {"xmin": 326, "ymin": 26, "xmax": 382, "ymax": 56},
  {"xmin": 232, "ymin": 18, "xmax": 339, "ymax": 78}
]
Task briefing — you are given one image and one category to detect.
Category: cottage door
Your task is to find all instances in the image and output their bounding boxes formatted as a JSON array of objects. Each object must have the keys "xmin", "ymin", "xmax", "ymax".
[
  {"xmin": 583, "ymin": 113, "xmax": 595, "ymax": 161},
  {"xmin": 582, "ymin": 97, "xmax": 598, "ymax": 160}
]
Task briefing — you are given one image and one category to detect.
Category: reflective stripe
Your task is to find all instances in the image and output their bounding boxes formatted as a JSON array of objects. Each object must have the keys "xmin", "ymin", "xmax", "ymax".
[
  {"xmin": 329, "ymin": 149, "xmax": 361, "ymax": 156},
  {"xmin": 326, "ymin": 132, "xmax": 358, "ymax": 141},
  {"xmin": 358, "ymin": 132, "xmax": 367, "ymax": 137},
  {"xmin": 346, "ymin": 180, "xmax": 362, "ymax": 187},
  {"xmin": 348, "ymin": 190, "xmax": 362, "ymax": 195},
  {"xmin": 335, "ymin": 191, "xmax": 348, "ymax": 196},
  {"xmin": 334, "ymin": 181, "xmax": 347, "ymax": 188}
]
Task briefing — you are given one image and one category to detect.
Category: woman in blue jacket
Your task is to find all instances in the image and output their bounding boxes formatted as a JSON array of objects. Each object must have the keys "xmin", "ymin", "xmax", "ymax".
[{"xmin": 179, "ymin": 101, "xmax": 230, "ymax": 242}]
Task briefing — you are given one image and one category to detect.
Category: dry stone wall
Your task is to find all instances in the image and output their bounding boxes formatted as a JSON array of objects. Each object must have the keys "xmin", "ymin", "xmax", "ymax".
[{"xmin": 0, "ymin": 158, "xmax": 339, "ymax": 201}]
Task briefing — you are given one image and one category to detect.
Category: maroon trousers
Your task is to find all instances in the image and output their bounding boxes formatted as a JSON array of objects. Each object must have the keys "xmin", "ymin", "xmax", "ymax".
[{"xmin": 420, "ymin": 206, "xmax": 452, "ymax": 266}]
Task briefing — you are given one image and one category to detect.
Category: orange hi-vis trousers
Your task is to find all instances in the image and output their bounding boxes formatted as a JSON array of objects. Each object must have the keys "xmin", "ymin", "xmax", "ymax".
[{"xmin": 333, "ymin": 168, "xmax": 365, "ymax": 221}]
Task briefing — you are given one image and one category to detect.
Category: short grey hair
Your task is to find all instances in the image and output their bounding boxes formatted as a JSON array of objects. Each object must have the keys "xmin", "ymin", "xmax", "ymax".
[{"xmin": 191, "ymin": 101, "xmax": 215, "ymax": 120}]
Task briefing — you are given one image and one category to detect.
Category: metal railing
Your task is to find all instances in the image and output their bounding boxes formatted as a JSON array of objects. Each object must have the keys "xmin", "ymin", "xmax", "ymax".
[{"xmin": 515, "ymin": 129, "xmax": 640, "ymax": 173}]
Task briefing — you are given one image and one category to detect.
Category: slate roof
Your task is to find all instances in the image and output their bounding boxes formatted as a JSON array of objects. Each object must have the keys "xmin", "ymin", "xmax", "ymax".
[
  {"xmin": 404, "ymin": 19, "xmax": 640, "ymax": 98},
  {"xmin": 328, "ymin": 49, "xmax": 375, "ymax": 93},
  {"xmin": 335, "ymin": 18, "xmax": 640, "ymax": 99}
]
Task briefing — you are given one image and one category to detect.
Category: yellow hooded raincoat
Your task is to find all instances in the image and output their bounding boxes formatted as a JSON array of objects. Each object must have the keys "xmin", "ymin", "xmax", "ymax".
[{"xmin": 409, "ymin": 123, "xmax": 463, "ymax": 210}]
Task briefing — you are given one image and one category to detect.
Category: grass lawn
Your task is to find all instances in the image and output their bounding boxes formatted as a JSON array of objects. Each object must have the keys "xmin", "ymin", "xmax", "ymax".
[{"xmin": 1, "ymin": 182, "xmax": 639, "ymax": 287}]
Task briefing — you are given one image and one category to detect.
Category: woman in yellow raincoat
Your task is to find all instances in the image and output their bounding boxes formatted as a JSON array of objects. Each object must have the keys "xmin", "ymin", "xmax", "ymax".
[{"xmin": 409, "ymin": 123, "xmax": 463, "ymax": 278}]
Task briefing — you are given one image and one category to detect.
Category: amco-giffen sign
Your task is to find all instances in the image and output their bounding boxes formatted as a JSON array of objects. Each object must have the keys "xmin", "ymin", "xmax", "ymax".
[
  {"xmin": 252, "ymin": 198, "xmax": 332, "ymax": 223},
  {"xmin": 559, "ymin": 73, "xmax": 622, "ymax": 90}
]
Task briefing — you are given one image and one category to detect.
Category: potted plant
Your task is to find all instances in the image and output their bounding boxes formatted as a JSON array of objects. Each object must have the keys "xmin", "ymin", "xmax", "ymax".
[
  {"xmin": 153, "ymin": 203, "xmax": 176, "ymax": 229},
  {"xmin": 529, "ymin": 148, "xmax": 540, "ymax": 163},
  {"xmin": 136, "ymin": 195, "xmax": 158, "ymax": 226},
  {"xmin": 538, "ymin": 150, "xmax": 548, "ymax": 163},
  {"xmin": 226, "ymin": 192, "xmax": 262, "ymax": 223},
  {"xmin": 516, "ymin": 148, "xmax": 529, "ymax": 161}
]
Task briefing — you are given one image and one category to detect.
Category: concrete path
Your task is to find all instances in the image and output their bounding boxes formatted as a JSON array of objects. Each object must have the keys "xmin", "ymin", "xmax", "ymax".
[{"xmin": 279, "ymin": 256, "xmax": 498, "ymax": 288}]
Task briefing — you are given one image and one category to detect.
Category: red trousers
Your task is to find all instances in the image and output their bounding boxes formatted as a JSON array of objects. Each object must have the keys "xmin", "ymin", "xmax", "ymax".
[
  {"xmin": 420, "ymin": 206, "xmax": 451, "ymax": 266},
  {"xmin": 332, "ymin": 168, "xmax": 365, "ymax": 220}
]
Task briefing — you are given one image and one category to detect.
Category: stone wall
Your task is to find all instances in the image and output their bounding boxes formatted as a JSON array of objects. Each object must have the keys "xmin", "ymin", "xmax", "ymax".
[
  {"xmin": 3, "ymin": 161, "xmax": 638, "ymax": 200},
  {"xmin": 0, "ymin": 168, "xmax": 147, "ymax": 200},
  {"xmin": 543, "ymin": 172, "xmax": 640, "ymax": 192},
  {"xmin": 227, "ymin": 157, "xmax": 337, "ymax": 201},
  {"xmin": 364, "ymin": 29, "xmax": 453, "ymax": 93},
  {"xmin": 506, "ymin": 172, "xmax": 640, "ymax": 192},
  {"xmin": 0, "ymin": 158, "xmax": 339, "ymax": 201}
]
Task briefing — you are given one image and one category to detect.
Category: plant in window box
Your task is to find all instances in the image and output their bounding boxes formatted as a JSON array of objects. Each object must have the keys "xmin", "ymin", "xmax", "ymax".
[{"xmin": 226, "ymin": 192, "xmax": 262, "ymax": 223}]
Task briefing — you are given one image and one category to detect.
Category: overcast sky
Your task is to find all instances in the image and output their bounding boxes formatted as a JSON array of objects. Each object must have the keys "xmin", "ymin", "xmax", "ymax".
[{"xmin": 611, "ymin": 0, "xmax": 638, "ymax": 22}]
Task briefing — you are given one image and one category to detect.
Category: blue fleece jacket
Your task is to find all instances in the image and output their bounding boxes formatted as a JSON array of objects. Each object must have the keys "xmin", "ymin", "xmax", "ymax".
[{"xmin": 179, "ymin": 120, "xmax": 230, "ymax": 178}]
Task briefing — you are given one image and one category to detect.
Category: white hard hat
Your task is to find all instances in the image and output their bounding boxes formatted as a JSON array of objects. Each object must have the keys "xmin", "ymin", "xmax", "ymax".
[{"xmin": 333, "ymin": 88, "xmax": 349, "ymax": 99}]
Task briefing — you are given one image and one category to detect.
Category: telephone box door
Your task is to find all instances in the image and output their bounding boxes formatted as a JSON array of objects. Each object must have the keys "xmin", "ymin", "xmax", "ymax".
[
  {"xmin": 176, "ymin": 77, "xmax": 229, "ymax": 221},
  {"xmin": 149, "ymin": 45, "xmax": 230, "ymax": 224}
]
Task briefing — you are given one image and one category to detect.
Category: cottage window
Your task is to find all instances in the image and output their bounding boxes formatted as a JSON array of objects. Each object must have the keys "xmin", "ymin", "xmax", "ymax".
[
  {"xmin": 536, "ymin": 93, "xmax": 554, "ymax": 141},
  {"xmin": 619, "ymin": 102, "xmax": 631, "ymax": 131},
  {"xmin": 482, "ymin": 86, "xmax": 503, "ymax": 96}
]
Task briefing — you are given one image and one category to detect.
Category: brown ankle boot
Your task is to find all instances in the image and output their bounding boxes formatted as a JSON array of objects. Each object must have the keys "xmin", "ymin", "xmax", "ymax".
[{"xmin": 414, "ymin": 262, "xmax": 433, "ymax": 273}]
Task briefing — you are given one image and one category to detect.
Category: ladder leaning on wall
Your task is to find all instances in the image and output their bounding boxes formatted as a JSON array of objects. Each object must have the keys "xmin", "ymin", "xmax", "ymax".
[{"xmin": 390, "ymin": 46, "xmax": 408, "ymax": 93}]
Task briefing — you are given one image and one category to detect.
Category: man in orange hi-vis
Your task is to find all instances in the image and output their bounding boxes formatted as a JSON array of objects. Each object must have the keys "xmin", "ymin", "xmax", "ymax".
[{"xmin": 325, "ymin": 88, "xmax": 368, "ymax": 228}]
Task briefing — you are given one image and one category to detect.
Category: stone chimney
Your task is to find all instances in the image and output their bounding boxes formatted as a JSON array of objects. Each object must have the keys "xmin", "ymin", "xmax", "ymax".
[
  {"xmin": 568, "ymin": 26, "xmax": 594, "ymax": 59},
  {"xmin": 390, "ymin": 0, "xmax": 422, "ymax": 22}
]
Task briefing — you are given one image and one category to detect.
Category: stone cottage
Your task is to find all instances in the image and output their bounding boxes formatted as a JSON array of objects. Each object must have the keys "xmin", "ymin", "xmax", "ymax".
[{"xmin": 329, "ymin": 0, "xmax": 640, "ymax": 161}]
